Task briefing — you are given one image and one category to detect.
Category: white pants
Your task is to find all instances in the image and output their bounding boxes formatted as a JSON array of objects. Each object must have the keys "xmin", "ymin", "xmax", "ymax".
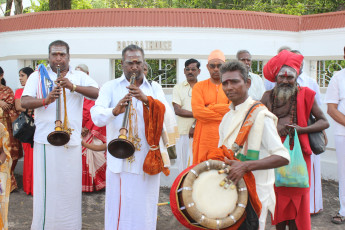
[
  {"xmin": 175, "ymin": 135, "xmax": 193, "ymax": 173},
  {"xmin": 105, "ymin": 170, "xmax": 160, "ymax": 230},
  {"xmin": 309, "ymin": 153, "xmax": 323, "ymax": 214},
  {"xmin": 335, "ymin": 135, "xmax": 345, "ymax": 216},
  {"xmin": 31, "ymin": 143, "xmax": 82, "ymax": 230}
]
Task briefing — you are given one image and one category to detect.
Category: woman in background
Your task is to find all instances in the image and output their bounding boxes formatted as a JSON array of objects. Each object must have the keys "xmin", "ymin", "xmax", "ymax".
[
  {"xmin": 0, "ymin": 67, "xmax": 22, "ymax": 192},
  {"xmin": 14, "ymin": 67, "xmax": 34, "ymax": 195},
  {"xmin": 0, "ymin": 122, "xmax": 13, "ymax": 230}
]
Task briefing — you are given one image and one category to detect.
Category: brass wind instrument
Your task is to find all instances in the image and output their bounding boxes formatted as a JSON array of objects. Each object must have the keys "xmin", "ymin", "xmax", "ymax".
[
  {"xmin": 47, "ymin": 65, "xmax": 71, "ymax": 146},
  {"xmin": 107, "ymin": 73, "xmax": 136, "ymax": 159}
]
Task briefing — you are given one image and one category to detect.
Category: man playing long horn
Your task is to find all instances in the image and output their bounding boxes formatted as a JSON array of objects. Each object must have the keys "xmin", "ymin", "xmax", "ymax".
[
  {"xmin": 21, "ymin": 40, "xmax": 99, "ymax": 230},
  {"xmin": 91, "ymin": 44, "xmax": 178, "ymax": 230}
]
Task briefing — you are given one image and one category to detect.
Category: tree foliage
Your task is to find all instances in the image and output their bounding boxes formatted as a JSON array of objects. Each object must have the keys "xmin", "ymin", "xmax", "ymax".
[{"xmin": 25, "ymin": 0, "xmax": 345, "ymax": 15}]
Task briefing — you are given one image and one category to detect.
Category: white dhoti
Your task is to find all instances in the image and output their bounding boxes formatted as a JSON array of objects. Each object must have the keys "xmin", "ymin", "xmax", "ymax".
[
  {"xmin": 105, "ymin": 170, "xmax": 160, "ymax": 230},
  {"xmin": 335, "ymin": 135, "xmax": 345, "ymax": 216},
  {"xmin": 175, "ymin": 135, "xmax": 193, "ymax": 173},
  {"xmin": 31, "ymin": 143, "xmax": 82, "ymax": 230},
  {"xmin": 309, "ymin": 153, "xmax": 323, "ymax": 214}
]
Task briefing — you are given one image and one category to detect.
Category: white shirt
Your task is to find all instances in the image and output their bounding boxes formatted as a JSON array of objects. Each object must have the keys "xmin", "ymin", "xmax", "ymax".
[
  {"xmin": 219, "ymin": 97, "xmax": 290, "ymax": 215},
  {"xmin": 22, "ymin": 65, "xmax": 98, "ymax": 146},
  {"xmin": 298, "ymin": 72, "xmax": 322, "ymax": 105},
  {"xmin": 248, "ymin": 72, "xmax": 266, "ymax": 101},
  {"xmin": 324, "ymin": 68, "xmax": 345, "ymax": 136},
  {"xmin": 91, "ymin": 75, "xmax": 168, "ymax": 174},
  {"xmin": 172, "ymin": 80, "xmax": 195, "ymax": 135}
]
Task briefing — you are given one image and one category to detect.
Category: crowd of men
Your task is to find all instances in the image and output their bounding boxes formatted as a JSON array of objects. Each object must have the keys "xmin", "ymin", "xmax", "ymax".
[{"xmin": 5, "ymin": 39, "xmax": 343, "ymax": 230}]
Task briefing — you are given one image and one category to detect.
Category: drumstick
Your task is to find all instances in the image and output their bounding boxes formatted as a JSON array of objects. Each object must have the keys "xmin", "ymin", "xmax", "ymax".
[{"xmin": 157, "ymin": 202, "xmax": 170, "ymax": 206}]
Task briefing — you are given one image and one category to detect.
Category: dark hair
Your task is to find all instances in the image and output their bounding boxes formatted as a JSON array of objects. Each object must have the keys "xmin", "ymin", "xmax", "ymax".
[
  {"xmin": 19, "ymin": 67, "xmax": 34, "ymax": 77},
  {"xmin": 290, "ymin": 50, "xmax": 302, "ymax": 55},
  {"xmin": 0, "ymin": 67, "xmax": 5, "ymax": 86},
  {"xmin": 185, "ymin": 58, "xmax": 200, "ymax": 69},
  {"xmin": 236, "ymin": 50, "xmax": 251, "ymax": 60},
  {"xmin": 220, "ymin": 60, "xmax": 249, "ymax": 82},
  {"xmin": 122, "ymin": 44, "xmax": 144, "ymax": 60},
  {"xmin": 49, "ymin": 40, "xmax": 70, "ymax": 54}
]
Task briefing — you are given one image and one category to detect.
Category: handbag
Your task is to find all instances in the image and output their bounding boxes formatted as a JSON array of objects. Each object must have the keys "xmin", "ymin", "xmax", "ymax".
[
  {"xmin": 275, "ymin": 129, "xmax": 309, "ymax": 188},
  {"xmin": 307, "ymin": 115, "xmax": 327, "ymax": 155},
  {"xmin": 167, "ymin": 145, "xmax": 177, "ymax": 159},
  {"xmin": 12, "ymin": 109, "xmax": 35, "ymax": 145}
]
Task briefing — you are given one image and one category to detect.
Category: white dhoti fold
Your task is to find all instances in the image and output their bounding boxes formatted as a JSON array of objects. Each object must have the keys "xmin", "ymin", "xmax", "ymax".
[
  {"xmin": 105, "ymin": 170, "xmax": 160, "ymax": 230},
  {"xmin": 175, "ymin": 135, "xmax": 193, "ymax": 173},
  {"xmin": 310, "ymin": 153, "xmax": 323, "ymax": 214},
  {"xmin": 335, "ymin": 135, "xmax": 345, "ymax": 216},
  {"xmin": 31, "ymin": 143, "xmax": 82, "ymax": 230}
]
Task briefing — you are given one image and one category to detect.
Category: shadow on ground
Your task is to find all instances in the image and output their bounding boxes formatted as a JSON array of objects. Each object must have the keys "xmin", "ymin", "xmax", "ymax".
[{"xmin": 8, "ymin": 175, "xmax": 344, "ymax": 230}]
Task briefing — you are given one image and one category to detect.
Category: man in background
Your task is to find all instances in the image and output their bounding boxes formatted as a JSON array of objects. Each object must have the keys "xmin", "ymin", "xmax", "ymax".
[
  {"xmin": 192, "ymin": 50, "xmax": 230, "ymax": 164},
  {"xmin": 236, "ymin": 50, "xmax": 265, "ymax": 100},
  {"xmin": 172, "ymin": 58, "xmax": 200, "ymax": 172}
]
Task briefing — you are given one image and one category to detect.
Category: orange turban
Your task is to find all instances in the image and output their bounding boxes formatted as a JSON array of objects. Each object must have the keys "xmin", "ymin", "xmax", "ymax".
[
  {"xmin": 263, "ymin": 50, "xmax": 304, "ymax": 82},
  {"xmin": 208, "ymin": 49, "xmax": 225, "ymax": 62}
]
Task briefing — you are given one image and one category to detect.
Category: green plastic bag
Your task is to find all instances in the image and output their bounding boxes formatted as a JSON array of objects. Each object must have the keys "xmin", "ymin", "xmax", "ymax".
[{"xmin": 275, "ymin": 129, "xmax": 309, "ymax": 188}]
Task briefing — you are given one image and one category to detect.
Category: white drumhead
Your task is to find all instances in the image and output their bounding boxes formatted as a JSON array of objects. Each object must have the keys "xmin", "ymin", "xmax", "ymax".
[{"xmin": 192, "ymin": 170, "xmax": 238, "ymax": 219}]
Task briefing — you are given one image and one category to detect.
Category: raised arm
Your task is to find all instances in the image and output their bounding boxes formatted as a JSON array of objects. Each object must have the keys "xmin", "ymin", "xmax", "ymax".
[{"xmin": 191, "ymin": 83, "xmax": 229, "ymax": 122}]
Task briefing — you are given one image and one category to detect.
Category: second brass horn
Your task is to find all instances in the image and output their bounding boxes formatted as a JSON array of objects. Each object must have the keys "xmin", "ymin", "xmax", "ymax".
[
  {"xmin": 47, "ymin": 65, "xmax": 70, "ymax": 146},
  {"xmin": 108, "ymin": 73, "xmax": 136, "ymax": 159}
]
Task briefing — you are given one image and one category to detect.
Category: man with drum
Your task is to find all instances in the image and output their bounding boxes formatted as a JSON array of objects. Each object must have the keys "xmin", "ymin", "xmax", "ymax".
[
  {"xmin": 216, "ymin": 60, "xmax": 291, "ymax": 230},
  {"xmin": 91, "ymin": 44, "xmax": 173, "ymax": 230},
  {"xmin": 261, "ymin": 50, "xmax": 329, "ymax": 230}
]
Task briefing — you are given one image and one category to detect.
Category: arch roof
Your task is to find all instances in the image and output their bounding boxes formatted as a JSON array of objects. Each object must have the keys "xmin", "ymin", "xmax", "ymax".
[{"xmin": 0, "ymin": 8, "xmax": 345, "ymax": 33}]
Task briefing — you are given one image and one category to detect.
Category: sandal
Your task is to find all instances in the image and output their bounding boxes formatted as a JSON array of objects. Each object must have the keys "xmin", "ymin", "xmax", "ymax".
[{"xmin": 332, "ymin": 213, "xmax": 345, "ymax": 224}]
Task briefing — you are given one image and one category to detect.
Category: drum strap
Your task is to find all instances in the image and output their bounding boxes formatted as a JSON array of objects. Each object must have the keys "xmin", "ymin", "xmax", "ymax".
[{"xmin": 231, "ymin": 102, "xmax": 265, "ymax": 161}]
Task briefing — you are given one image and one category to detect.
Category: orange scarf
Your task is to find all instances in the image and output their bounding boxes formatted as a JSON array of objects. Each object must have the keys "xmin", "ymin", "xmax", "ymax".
[{"xmin": 143, "ymin": 96, "xmax": 170, "ymax": 176}]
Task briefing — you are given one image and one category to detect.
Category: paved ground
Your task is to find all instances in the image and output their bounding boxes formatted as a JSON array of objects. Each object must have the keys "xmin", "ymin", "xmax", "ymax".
[{"xmin": 8, "ymin": 175, "xmax": 345, "ymax": 230}]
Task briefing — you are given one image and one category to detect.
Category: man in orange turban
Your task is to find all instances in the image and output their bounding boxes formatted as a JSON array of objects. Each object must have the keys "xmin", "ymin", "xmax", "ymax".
[
  {"xmin": 191, "ymin": 50, "xmax": 230, "ymax": 164},
  {"xmin": 261, "ymin": 50, "xmax": 329, "ymax": 230}
]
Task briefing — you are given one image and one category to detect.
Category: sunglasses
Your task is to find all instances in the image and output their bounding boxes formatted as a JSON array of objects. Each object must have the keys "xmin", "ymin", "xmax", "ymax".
[{"xmin": 209, "ymin": 64, "xmax": 222, "ymax": 69}]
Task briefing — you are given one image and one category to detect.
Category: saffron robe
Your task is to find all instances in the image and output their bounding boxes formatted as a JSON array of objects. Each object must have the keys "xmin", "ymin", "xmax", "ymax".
[
  {"xmin": 271, "ymin": 87, "xmax": 315, "ymax": 230},
  {"xmin": 191, "ymin": 78, "xmax": 229, "ymax": 164}
]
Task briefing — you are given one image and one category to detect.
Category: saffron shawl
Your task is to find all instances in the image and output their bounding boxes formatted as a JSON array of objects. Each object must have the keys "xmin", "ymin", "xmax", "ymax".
[{"xmin": 143, "ymin": 96, "xmax": 170, "ymax": 176}]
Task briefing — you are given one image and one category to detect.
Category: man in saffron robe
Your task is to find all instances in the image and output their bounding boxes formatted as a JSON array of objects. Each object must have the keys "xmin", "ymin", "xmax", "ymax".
[
  {"xmin": 261, "ymin": 50, "xmax": 329, "ymax": 230},
  {"xmin": 191, "ymin": 50, "xmax": 230, "ymax": 164}
]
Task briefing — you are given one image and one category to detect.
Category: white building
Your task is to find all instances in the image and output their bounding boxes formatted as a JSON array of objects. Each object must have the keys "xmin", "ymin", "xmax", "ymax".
[{"xmin": 0, "ymin": 8, "xmax": 344, "ymax": 185}]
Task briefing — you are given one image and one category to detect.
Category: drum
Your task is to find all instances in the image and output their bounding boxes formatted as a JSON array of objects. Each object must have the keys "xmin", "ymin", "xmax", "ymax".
[{"xmin": 170, "ymin": 160, "xmax": 248, "ymax": 230}]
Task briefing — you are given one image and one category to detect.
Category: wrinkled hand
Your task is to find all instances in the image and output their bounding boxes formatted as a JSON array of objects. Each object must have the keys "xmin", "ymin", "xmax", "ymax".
[
  {"xmin": 0, "ymin": 100, "xmax": 11, "ymax": 111},
  {"xmin": 285, "ymin": 124, "xmax": 303, "ymax": 134},
  {"xmin": 56, "ymin": 76, "xmax": 73, "ymax": 91},
  {"xmin": 127, "ymin": 84, "xmax": 148, "ymax": 104},
  {"xmin": 112, "ymin": 94, "xmax": 132, "ymax": 116},
  {"xmin": 45, "ymin": 86, "xmax": 62, "ymax": 105},
  {"xmin": 224, "ymin": 157, "xmax": 248, "ymax": 185},
  {"xmin": 189, "ymin": 126, "xmax": 195, "ymax": 138},
  {"xmin": 81, "ymin": 127, "xmax": 89, "ymax": 137},
  {"xmin": 81, "ymin": 140, "xmax": 87, "ymax": 148}
]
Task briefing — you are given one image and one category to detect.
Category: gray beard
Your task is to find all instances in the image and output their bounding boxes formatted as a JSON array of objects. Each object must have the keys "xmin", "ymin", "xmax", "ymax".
[{"xmin": 273, "ymin": 84, "xmax": 298, "ymax": 104}]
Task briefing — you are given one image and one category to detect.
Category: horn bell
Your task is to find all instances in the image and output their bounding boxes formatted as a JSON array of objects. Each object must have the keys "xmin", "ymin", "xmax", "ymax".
[
  {"xmin": 108, "ymin": 138, "xmax": 135, "ymax": 159},
  {"xmin": 47, "ymin": 131, "xmax": 70, "ymax": 146}
]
